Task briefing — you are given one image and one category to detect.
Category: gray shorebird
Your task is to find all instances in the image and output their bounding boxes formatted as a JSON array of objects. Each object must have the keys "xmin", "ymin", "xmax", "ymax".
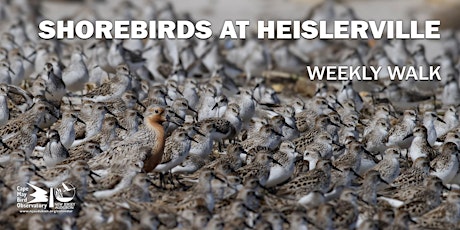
[
  {"xmin": 43, "ymin": 129, "xmax": 69, "ymax": 168},
  {"xmin": 83, "ymin": 64, "xmax": 132, "ymax": 102}
]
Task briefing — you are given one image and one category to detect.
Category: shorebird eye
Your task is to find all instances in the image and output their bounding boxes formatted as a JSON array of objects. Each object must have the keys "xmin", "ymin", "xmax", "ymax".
[{"xmin": 155, "ymin": 109, "xmax": 159, "ymax": 113}]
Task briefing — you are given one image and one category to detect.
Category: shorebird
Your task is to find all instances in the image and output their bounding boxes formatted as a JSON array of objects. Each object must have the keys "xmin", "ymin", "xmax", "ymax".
[
  {"xmin": 57, "ymin": 110, "xmax": 84, "ymax": 149},
  {"xmin": 43, "ymin": 129, "xmax": 69, "ymax": 168},
  {"xmin": 73, "ymin": 116, "xmax": 125, "ymax": 151},
  {"xmin": 415, "ymin": 190, "xmax": 460, "ymax": 229},
  {"xmin": 293, "ymin": 115, "xmax": 337, "ymax": 153},
  {"xmin": 370, "ymin": 147, "xmax": 400, "ymax": 184},
  {"xmin": 117, "ymin": 109, "xmax": 143, "ymax": 139},
  {"xmin": 0, "ymin": 123, "xmax": 41, "ymax": 158},
  {"xmin": 236, "ymin": 151, "xmax": 274, "ymax": 186},
  {"xmin": 153, "ymin": 128, "xmax": 196, "ymax": 185},
  {"xmin": 89, "ymin": 106, "xmax": 166, "ymax": 172},
  {"xmin": 389, "ymin": 157, "xmax": 431, "ymax": 189},
  {"xmin": 295, "ymin": 97, "xmax": 334, "ymax": 133},
  {"xmin": 39, "ymin": 62, "xmax": 66, "ymax": 104},
  {"xmin": 422, "ymin": 112, "xmax": 444, "ymax": 146},
  {"xmin": 0, "ymin": 59, "xmax": 13, "ymax": 84},
  {"xmin": 392, "ymin": 176, "xmax": 444, "ymax": 217},
  {"xmin": 73, "ymin": 101, "xmax": 110, "ymax": 141},
  {"xmin": 386, "ymin": 110, "xmax": 417, "ymax": 148},
  {"xmin": 363, "ymin": 118, "xmax": 389, "ymax": 154},
  {"xmin": 8, "ymin": 48, "xmax": 27, "ymax": 85},
  {"xmin": 408, "ymin": 126, "xmax": 437, "ymax": 162},
  {"xmin": 430, "ymin": 142, "xmax": 459, "ymax": 184},
  {"xmin": 435, "ymin": 106, "xmax": 459, "ymax": 138},
  {"xmin": 277, "ymin": 160, "xmax": 334, "ymax": 200},
  {"xmin": 62, "ymin": 141, "xmax": 102, "ymax": 164},
  {"xmin": 0, "ymin": 84, "xmax": 9, "ymax": 127},
  {"xmin": 83, "ymin": 64, "xmax": 132, "ymax": 102},
  {"xmin": 62, "ymin": 45, "xmax": 89, "ymax": 92},
  {"xmin": 266, "ymin": 141, "xmax": 298, "ymax": 188},
  {"xmin": 232, "ymin": 87, "xmax": 256, "ymax": 124},
  {"xmin": 241, "ymin": 124, "xmax": 283, "ymax": 151}
]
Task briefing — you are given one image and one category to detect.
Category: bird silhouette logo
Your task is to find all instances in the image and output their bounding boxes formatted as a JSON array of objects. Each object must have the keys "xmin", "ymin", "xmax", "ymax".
[
  {"xmin": 27, "ymin": 183, "xmax": 48, "ymax": 203},
  {"xmin": 54, "ymin": 182, "xmax": 76, "ymax": 203}
]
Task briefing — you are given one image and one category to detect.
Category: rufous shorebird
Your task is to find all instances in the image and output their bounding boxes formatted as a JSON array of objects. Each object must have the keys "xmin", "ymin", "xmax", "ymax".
[
  {"xmin": 142, "ymin": 106, "xmax": 167, "ymax": 172},
  {"xmin": 88, "ymin": 106, "xmax": 166, "ymax": 173}
]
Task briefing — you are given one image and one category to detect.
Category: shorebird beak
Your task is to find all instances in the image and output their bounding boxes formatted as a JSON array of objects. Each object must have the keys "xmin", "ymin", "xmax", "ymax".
[
  {"xmin": 357, "ymin": 196, "xmax": 370, "ymax": 205},
  {"xmin": 169, "ymin": 120, "xmax": 181, "ymax": 127},
  {"xmin": 104, "ymin": 107, "xmax": 116, "ymax": 117},
  {"xmin": 379, "ymin": 176, "xmax": 390, "ymax": 185},
  {"xmin": 193, "ymin": 127, "xmax": 206, "ymax": 137},
  {"xmin": 45, "ymin": 108, "xmax": 59, "ymax": 119},
  {"xmin": 0, "ymin": 179, "xmax": 12, "ymax": 190},
  {"xmin": 242, "ymin": 203, "xmax": 257, "ymax": 213},
  {"xmin": 136, "ymin": 112, "xmax": 144, "ymax": 120},
  {"xmin": 136, "ymin": 100, "xmax": 146, "ymax": 110},
  {"xmin": 26, "ymin": 50, "xmax": 36, "ymax": 59},
  {"xmin": 72, "ymin": 114, "xmax": 86, "ymax": 125},
  {"xmin": 7, "ymin": 67, "xmax": 15, "ymax": 75},
  {"xmin": 327, "ymin": 105, "xmax": 337, "ymax": 113},
  {"xmin": 442, "ymin": 183, "xmax": 451, "ymax": 191},
  {"xmin": 403, "ymin": 133, "xmax": 413, "ymax": 140},
  {"xmin": 90, "ymin": 170, "xmax": 101, "ymax": 177},
  {"xmin": 34, "ymin": 171, "xmax": 46, "ymax": 180},
  {"xmin": 335, "ymin": 100, "xmax": 344, "ymax": 108},
  {"xmin": 117, "ymin": 123, "xmax": 127, "ymax": 131},
  {"xmin": 95, "ymin": 145, "xmax": 103, "ymax": 153},
  {"xmin": 20, "ymin": 54, "xmax": 33, "ymax": 64},
  {"xmin": 271, "ymin": 157, "xmax": 283, "ymax": 166},
  {"xmin": 211, "ymin": 103, "xmax": 218, "ymax": 110},
  {"xmin": 331, "ymin": 164, "xmax": 342, "ymax": 172},
  {"xmin": 437, "ymin": 117, "xmax": 446, "ymax": 124},
  {"xmin": 351, "ymin": 169, "xmax": 364, "ymax": 179},
  {"xmin": 89, "ymin": 170, "xmax": 100, "ymax": 184},
  {"xmin": 212, "ymin": 172, "xmax": 226, "ymax": 183},
  {"xmin": 188, "ymin": 105, "xmax": 198, "ymax": 114},
  {"xmin": 330, "ymin": 121, "xmax": 340, "ymax": 127},
  {"xmin": 284, "ymin": 121, "xmax": 294, "ymax": 130},
  {"xmin": 429, "ymin": 165, "xmax": 436, "ymax": 173},
  {"xmin": 87, "ymin": 43, "xmax": 96, "ymax": 49},
  {"xmin": 314, "ymin": 87, "xmax": 321, "ymax": 95},
  {"xmin": 0, "ymin": 139, "xmax": 11, "ymax": 150},
  {"xmin": 188, "ymin": 135, "xmax": 198, "ymax": 143},
  {"xmin": 273, "ymin": 129, "xmax": 284, "ymax": 137}
]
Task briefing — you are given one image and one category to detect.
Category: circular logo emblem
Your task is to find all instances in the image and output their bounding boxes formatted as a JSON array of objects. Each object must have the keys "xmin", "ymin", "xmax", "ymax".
[{"xmin": 54, "ymin": 183, "xmax": 76, "ymax": 203}]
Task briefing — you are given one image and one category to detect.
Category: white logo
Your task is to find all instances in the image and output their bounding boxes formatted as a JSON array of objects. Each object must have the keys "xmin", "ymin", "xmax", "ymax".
[
  {"xmin": 28, "ymin": 183, "xmax": 48, "ymax": 203},
  {"xmin": 16, "ymin": 182, "xmax": 77, "ymax": 213},
  {"xmin": 54, "ymin": 182, "xmax": 76, "ymax": 203}
]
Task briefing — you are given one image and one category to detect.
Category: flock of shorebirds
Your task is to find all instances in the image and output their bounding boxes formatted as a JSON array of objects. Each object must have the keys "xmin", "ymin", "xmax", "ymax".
[{"xmin": 1, "ymin": 0, "xmax": 460, "ymax": 229}]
